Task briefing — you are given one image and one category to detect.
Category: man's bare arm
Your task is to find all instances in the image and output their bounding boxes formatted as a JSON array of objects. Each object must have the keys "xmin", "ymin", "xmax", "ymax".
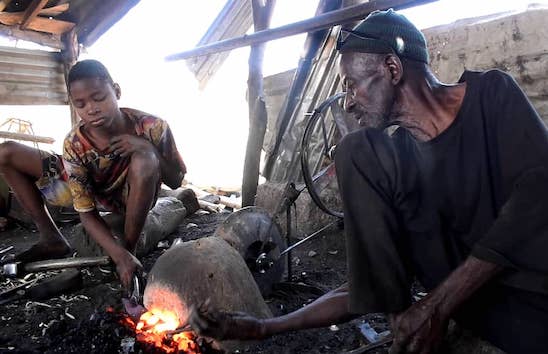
[
  {"xmin": 390, "ymin": 256, "xmax": 502, "ymax": 353},
  {"xmin": 263, "ymin": 283, "xmax": 355, "ymax": 336},
  {"xmin": 189, "ymin": 284, "xmax": 355, "ymax": 340}
]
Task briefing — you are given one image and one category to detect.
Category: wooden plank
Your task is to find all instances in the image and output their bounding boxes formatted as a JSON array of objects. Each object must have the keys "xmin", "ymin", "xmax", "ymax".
[
  {"xmin": 0, "ymin": 11, "xmax": 74, "ymax": 35},
  {"xmin": 0, "ymin": 82, "xmax": 67, "ymax": 94},
  {"xmin": 0, "ymin": 57, "xmax": 63, "ymax": 71},
  {"xmin": 0, "ymin": 44, "xmax": 62, "ymax": 59},
  {"xmin": 0, "ymin": 58, "xmax": 62, "ymax": 71},
  {"xmin": 166, "ymin": 0, "xmax": 438, "ymax": 61},
  {"xmin": 0, "ymin": 95, "xmax": 67, "ymax": 105},
  {"xmin": 39, "ymin": 4, "xmax": 70, "ymax": 17},
  {"xmin": 0, "ymin": 23, "xmax": 63, "ymax": 49},
  {"xmin": 20, "ymin": 0, "xmax": 49, "ymax": 30},
  {"xmin": 0, "ymin": 71, "xmax": 65, "ymax": 85},
  {"xmin": 0, "ymin": 91, "xmax": 67, "ymax": 102},
  {"xmin": 0, "ymin": 131, "xmax": 54, "ymax": 144},
  {"xmin": 0, "ymin": 0, "xmax": 12, "ymax": 12},
  {"xmin": 0, "ymin": 65, "xmax": 64, "ymax": 78}
]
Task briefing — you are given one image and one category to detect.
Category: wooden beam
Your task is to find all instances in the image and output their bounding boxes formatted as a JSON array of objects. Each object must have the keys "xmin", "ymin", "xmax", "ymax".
[
  {"xmin": 0, "ymin": 131, "xmax": 54, "ymax": 144},
  {"xmin": 39, "ymin": 4, "xmax": 70, "ymax": 17},
  {"xmin": 20, "ymin": 0, "xmax": 48, "ymax": 30},
  {"xmin": 0, "ymin": 0, "xmax": 12, "ymax": 12},
  {"xmin": 0, "ymin": 23, "xmax": 64, "ymax": 49},
  {"xmin": 166, "ymin": 0, "xmax": 437, "ymax": 61},
  {"xmin": 0, "ymin": 11, "xmax": 75, "ymax": 35}
]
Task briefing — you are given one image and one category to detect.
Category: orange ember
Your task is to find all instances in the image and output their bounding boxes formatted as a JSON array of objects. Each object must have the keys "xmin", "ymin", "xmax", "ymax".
[{"xmin": 123, "ymin": 307, "xmax": 200, "ymax": 353}]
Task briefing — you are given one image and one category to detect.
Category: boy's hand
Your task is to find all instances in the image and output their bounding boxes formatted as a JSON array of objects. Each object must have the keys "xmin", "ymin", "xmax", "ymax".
[
  {"xmin": 114, "ymin": 250, "xmax": 143, "ymax": 289},
  {"xmin": 110, "ymin": 135, "xmax": 154, "ymax": 157}
]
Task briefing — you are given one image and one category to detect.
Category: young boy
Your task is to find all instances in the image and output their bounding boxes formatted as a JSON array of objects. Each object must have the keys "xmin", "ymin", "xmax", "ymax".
[{"xmin": 0, "ymin": 59, "xmax": 187, "ymax": 288}]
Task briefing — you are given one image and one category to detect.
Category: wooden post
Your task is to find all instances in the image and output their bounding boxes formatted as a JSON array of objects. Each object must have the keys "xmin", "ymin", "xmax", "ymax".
[
  {"xmin": 241, "ymin": 0, "xmax": 276, "ymax": 207},
  {"xmin": 61, "ymin": 29, "xmax": 79, "ymax": 126}
]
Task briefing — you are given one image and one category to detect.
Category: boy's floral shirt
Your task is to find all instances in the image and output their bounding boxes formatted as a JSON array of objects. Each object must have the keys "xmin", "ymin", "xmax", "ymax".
[{"xmin": 62, "ymin": 108, "xmax": 186, "ymax": 213}]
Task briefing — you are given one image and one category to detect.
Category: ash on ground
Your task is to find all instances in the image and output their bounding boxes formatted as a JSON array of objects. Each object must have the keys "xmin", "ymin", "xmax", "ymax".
[{"xmin": 0, "ymin": 212, "xmax": 384, "ymax": 354}]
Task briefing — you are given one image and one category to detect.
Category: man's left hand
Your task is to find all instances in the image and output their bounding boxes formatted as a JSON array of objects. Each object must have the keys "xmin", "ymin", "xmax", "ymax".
[
  {"xmin": 110, "ymin": 135, "xmax": 154, "ymax": 157},
  {"xmin": 389, "ymin": 293, "xmax": 449, "ymax": 354},
  {"xmin": 188, "ymin": 300, "xmax": 265, "ymax": 340}
]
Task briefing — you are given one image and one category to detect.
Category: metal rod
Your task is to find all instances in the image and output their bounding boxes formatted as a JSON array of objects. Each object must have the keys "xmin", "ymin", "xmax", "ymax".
[
  {"xmin": 279, "ymin": 220, "xmax": 338, "ymax": 257},
  {"xmin": 24, "ymin": 256, "xmax": 111, "ymax": 273},
  {"xmin": 0, "ymin": 246, "xmax": 14, "ymax": 255},
  {"xmin": 166, "ymin": 0, "xmax": 437, "ymax": 61},
  {"xmin": 286, "ymin": 205, "xmax": 292, "ymax": 281}
]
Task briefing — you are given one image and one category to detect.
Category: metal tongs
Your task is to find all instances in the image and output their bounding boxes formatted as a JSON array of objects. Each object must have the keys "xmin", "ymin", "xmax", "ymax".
[
  {"xmin": 123, "ymin": 273, "xmax": 147, "ymax": 320},
  {"xmin": 129, "ymin": 273, "xmax": 144, "ymax": 306}
]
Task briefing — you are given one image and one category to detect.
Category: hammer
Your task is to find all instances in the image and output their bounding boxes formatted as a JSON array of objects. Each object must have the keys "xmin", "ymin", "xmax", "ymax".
[{"xmin": 2, "ymin": 256, "xmax": 111, "ymax": 278}]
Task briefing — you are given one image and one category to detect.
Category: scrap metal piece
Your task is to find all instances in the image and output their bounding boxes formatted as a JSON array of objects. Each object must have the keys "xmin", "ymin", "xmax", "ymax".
[{"xmin": 2, "ymin": 256, "xmax": 111, "ymax": 277}]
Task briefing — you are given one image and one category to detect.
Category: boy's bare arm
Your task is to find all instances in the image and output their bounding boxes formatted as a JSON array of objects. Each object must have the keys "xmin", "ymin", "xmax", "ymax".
[
  {"xmin": 79, "ymin": 210, "xmax": 141, "ymax": 288},
  {"xmin": 110, "ymin": 134, "xmax": 183, "ymax": 189},
  {"xmin": 155, "ymin": 153, "xmax": 184, "ymax": 189}
]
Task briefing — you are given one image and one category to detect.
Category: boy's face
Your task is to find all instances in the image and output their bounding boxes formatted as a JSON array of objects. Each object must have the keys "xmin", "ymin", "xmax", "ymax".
[{"xmin": 69, "ymin": 77, "xmax": 121, "ymax": 130}]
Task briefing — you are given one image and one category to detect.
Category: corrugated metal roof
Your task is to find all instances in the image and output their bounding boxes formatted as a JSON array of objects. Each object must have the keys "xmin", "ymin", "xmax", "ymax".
[
  {"xmin": 186, "ymin": 0, "xmax": 253, "ymax": 89},
  {"xmin": 0, "ymin": 45, "xmax": 67, "ymax": 105}
]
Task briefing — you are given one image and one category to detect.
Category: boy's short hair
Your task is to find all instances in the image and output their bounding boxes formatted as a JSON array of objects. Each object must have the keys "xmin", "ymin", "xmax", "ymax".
[{"xmin": 68, "ymin": 59, "xmax": 114, "ymax": 86}]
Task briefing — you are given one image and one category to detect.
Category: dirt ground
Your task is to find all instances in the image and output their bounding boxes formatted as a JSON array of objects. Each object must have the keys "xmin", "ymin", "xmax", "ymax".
[{"xmin": 0, "ymin": 208, "xmax": 390, "ymax": 354}]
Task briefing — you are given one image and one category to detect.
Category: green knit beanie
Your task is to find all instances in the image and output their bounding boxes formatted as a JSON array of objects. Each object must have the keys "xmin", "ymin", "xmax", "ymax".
[{"xmin": 337, "ymin": 9, "xmax": 429, "ymax": 63}]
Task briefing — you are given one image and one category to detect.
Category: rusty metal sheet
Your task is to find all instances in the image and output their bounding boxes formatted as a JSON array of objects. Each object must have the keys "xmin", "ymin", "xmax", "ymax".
[{"xmin": 186, "ymin": 0, "xmax": 253, "ymax": 89}]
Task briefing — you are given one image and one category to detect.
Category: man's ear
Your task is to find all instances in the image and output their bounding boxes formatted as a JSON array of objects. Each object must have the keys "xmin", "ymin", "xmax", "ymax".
[
  {"xmin": 113, "ymin": 83, "xmax": 121, "ymax": 99},
  {"xmin": 385, "ymin": 54, "xmax": 403, "ymax": 85}
]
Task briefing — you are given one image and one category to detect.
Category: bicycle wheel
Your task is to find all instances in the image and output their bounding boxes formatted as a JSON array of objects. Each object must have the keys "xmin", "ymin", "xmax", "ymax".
[{"xmin": 300, "ymin": 92, "xmax": 352, "ymax": 219}]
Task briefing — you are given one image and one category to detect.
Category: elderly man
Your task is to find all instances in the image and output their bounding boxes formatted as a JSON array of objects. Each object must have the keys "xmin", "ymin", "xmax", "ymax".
[{"xmin": 190, "ymin": 9, "xmax": 548, "ymax": 354}]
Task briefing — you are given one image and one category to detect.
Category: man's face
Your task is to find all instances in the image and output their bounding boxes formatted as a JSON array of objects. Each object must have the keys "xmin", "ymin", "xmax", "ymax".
[
  {"xmin": 69, "ymin": 77, "xmax": 121, "ymax": 130},
  {"xmin": 339, "ymin": 52, "xmax": 396, "ymax": 128}
]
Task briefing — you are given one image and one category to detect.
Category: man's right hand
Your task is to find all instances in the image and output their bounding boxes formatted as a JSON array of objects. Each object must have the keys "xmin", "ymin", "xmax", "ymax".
[
  {"xmin": 188, "ymin": 301, "xmax": 265, "ymax": 340},
  {"xmin": 114, "ymin": 250, "xmax": 142, "ymax": 289}
]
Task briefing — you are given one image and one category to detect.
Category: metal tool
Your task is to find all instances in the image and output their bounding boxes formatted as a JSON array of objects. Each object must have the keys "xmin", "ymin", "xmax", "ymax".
[
  {"xmin": 255, "ymin": 219, "xmax": 341, "ymax": 273},
  {"xmin": 2, "ymin": 256, "xmax": 111, "ymax": 278},
  {"xmin": 122, "ymin": 273, "xmax": 147, "ymax": 320},
  {"xmin": 129, "ymin": 273, "xmax": 144, "ymax": 306}
]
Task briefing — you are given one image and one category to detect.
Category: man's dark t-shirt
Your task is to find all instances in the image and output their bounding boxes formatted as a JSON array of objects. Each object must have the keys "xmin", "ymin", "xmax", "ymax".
[
  {"xmin": 401, "ymin": 69, "xmax": 548, "ymax": 293},
  {"xmin": 336, "ymin": 69, "xmax": 548, "ymax": 312},
  {"xmin": 335, "ymin": 69, "xmax": 548, "ymax": 353}
]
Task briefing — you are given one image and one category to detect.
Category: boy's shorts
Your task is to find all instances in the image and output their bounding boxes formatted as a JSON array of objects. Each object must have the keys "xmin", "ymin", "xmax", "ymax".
[
  {"xmin": 34, "ymin": 152, "xmax": 156, "ymax": 213},
  {"xmin": 35, "ymin": 153, "xmax": 73, "ymax": 208}
]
